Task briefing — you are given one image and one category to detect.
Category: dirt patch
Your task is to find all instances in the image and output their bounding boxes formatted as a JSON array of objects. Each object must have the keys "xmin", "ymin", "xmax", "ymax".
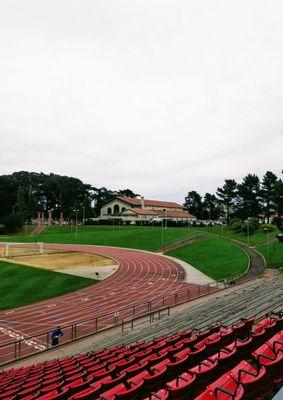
[{"xmin": 1, "ymin": 250, "xmax": 116, "ymax": 271}]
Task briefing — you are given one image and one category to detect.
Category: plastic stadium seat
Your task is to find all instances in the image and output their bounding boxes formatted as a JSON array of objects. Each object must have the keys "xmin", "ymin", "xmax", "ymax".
[
  {"xmin": 36, "ymin": 387, "xmax": 69, "ymax": 399},
  {"xmin": 87, "ymin": 361, "xmax": 107, "ymax": 373},
  {"xmin": 40, "ymin": 382, "xmax": 64, "ymax": 394},
  {"xmin": 209, "ymin": 346, "xmax": 238, "ymax": 374},
  {"xmin": 124, "ymin": 360, "xmax": 149, "ymax": 378},
  {"xmin": 190, "ymin": 358, "xmax": 219, "ymax": 386},
  {"xmin": 17, "ymin": 384, "xmax": 42, "ymax": 398},
  {"xmin": 266, "ymin": 331, "xmax": 283, "ymax": 354},
  {"xmin": 0, "ymin": 389, "xmax": 20, "ymax": 399},
  {"xmin": 92, "ymin": 371, "xmax": 127, "ymax": 391},
  {"xmin": 165, "ymin": 354, "xmax": 189, "ymax": 378},
  {"xmin": 114, "ymin": 355, "xmax": 136, "ymax": 372},
  {"xmin": 129, "ymin": 365, "xmax": 167, "ymax": 391},
  {"xmin": 198, "ymin": 373, "xmax": 245, "ymax": 399},
  {"xmin": 229, "ymin": 360, "xmax": 273, "ymax": 399},
  {"xmin": 91, "ymin": 365, "xmax": 116, "ymax": 380},
  {"xmin": 252, "ymin": 342, "xmax": 283, "ymax": 380},
  {"xmin": 166, "ymin": 371, "xmax": 196, "ymax": 399},
  {"xmin": 142, "ymin": 389, "xmax": 169, "ymax": 399},
  {"xmin": 100, "ymin": 381, "xmax": 143, "ymax": 400},
  {"xmin": 63, "ymin": 377, "xmax": 93, "ymax": 394},
  {"xmin": 68, "ymin": 385, "xmax": 102, "ymax": 399}
]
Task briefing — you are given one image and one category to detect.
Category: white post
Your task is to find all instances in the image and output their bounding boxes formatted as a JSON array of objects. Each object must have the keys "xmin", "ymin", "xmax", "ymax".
[{"xmin": 39, "ymin": 242, "xmax": 44, "ymax": 255}]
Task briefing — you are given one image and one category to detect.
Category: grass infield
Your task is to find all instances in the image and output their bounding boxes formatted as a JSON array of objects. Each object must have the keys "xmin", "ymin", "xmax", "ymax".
[
  {"xmin": 0, "ymin": 261, "xmax": 97, "ymax": 311},
  {"xmin": 166, "ymin": 236, "xmax": 249, "ymax": 281}
]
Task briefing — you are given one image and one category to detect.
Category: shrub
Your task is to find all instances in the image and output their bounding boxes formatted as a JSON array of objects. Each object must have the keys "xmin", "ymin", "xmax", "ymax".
[
  {"xmin": 0, "ymin": 215, "xmax": 23, "ymax": 233},
  {"xmin": 260, "ymin": 223, "xmax": 275, "ymax": 232},
  {"xmin": 230, "ymin": 219, "xmax": 243, "ymax": 233},
  {"xmin": 242, "ymin": 217, "xmax": 259, "ymax": 235}
]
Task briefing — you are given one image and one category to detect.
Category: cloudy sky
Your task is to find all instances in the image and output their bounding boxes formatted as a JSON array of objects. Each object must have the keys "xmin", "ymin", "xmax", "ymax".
[{"xmin": 0, "ymin": 1, "xmax": 282, "ymax": 202}]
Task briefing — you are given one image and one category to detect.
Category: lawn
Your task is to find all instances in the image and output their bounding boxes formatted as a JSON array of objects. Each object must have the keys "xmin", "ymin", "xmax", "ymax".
[
  {"xmin": 257, "ymin": 241, "xmax": 283, "ymax": 269},
  {"xmin": 199, "ymin": 226, "xmax": 279, "ymax": 246},
  {"xmin": 1, "ymin": 226, "xmax": 200, "ymax": 252},
  {"xmin": 166, "ymin": 236, "xmax": 249, "ymax": 281},
  {"xmin": 0, "ymin": 261, "xmax": 97, "ymax": 311}
]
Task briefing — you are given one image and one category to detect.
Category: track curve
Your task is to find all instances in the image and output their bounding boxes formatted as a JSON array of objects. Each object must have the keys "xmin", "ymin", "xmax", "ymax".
[{"xmin": 0, "ymin": 244, "xmax": 206, "ymax": 346}]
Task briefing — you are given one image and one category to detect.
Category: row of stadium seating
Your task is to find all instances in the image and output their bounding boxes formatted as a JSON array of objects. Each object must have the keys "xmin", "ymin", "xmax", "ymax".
[{"xmin": 0, "ymin": 313, "xmax": 282, "ymax": 400}]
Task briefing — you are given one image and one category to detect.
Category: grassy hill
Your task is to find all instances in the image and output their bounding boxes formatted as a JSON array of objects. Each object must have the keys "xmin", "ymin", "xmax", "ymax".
[{"xmin": 166, "ymin": 236, "xmax": 249, "ymax": 281}]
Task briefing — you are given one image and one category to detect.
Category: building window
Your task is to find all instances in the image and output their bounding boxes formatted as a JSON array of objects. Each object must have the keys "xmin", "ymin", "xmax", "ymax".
[
  {"xmin": 114, "ymin": 204, "xmax": 120, "ymax": 214},
  {"xmin": 122, "ymin": 207, "xmax": 126, "ymax": 212},
  {"xmin": 107, "ymin": 207, "xmax": 112, "ymax": 214}
]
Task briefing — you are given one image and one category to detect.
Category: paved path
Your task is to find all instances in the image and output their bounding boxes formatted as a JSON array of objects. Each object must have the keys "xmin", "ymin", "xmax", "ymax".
[{"xmin": 222, "ymin": 238, "xmax": 266, "ymax": 280}]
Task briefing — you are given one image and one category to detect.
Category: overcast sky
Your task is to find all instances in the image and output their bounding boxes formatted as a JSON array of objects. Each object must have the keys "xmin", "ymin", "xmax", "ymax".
[{"xmin": 0, "ymin": 1, "xmax": 282, "ymax": 202}]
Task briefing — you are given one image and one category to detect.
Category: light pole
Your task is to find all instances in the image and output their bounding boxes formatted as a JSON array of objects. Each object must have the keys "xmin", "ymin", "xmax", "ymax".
[
  {"xmin": 82, "ymin": 206, "xmax": 85, "ymax": 226},
  {"xmin": 12, "ymin": 205, "xmax": 15, "ymax": 216},
  {"xmin": 247, "ymin": 219, "xmax": 250, "ymax": 246},
  {"xmin": 264, "ymin": 227, "xmax": 270, "ymax": 261},
  {"xmin": 161, "ymin": 219, "xmax": 164, "ymax": 248},
  {"xmin": 73, "ymin": 209, "xmax": 78, "ymax": 239}
]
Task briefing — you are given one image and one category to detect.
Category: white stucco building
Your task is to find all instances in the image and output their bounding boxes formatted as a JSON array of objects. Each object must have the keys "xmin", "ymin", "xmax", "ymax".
[{"xmin": 99, "ymin": 196, "xmax": 196, "ymax": 223}]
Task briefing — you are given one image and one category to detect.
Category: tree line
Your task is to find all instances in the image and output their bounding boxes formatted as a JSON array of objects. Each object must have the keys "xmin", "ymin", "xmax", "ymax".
[
  {"xmin": 0, "ymin": 170, "xmax": 282, "ymax": 232},
  {"xmin": 184, "ymin": 171, "xmax": 283, "ymax": 224},
  {"xmin": 0, "ymin": 171, "xmax": 138, "ymax": 230}
]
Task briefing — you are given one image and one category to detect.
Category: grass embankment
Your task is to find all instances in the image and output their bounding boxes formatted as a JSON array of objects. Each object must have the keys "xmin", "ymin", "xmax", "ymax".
[
  {"xmin": 257, "ymin": 242, "xmax": 283, "ymax": 270},
  {"xmin": 1, "ymin": 226, "xmax": 198, "ymax": 252},
  {"xmin": 0, "ymin": 261, "xmax": 97, "ymax": 311},
  {"xmin": 200, "ymin": 226, "xmax": 279, "ymax": 246},
  {"xmin": 166, "ymin": 237, "xmax": 249, "ymax": 281}
]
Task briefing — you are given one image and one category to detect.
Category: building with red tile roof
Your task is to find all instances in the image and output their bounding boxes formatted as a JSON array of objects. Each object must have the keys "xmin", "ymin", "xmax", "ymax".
[{"xmin": 99, "ymin": 196, "xmax": 196, "ymax": 223}]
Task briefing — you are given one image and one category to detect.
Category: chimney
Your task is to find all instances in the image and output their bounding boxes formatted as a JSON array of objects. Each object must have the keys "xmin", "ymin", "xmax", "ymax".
[{"xmin": 141, "ymin": 196, "xmax": 145, "ymax": 209}]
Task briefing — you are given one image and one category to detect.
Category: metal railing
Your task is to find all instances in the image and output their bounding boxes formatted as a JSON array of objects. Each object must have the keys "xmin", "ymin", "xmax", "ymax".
[
  {"xmin": 0, "ymin": 271, "xmax": 263, "ymax": 367},
  {"xmin": 0, "ymin": 281, "xmax": 221, "ymax": 366}
]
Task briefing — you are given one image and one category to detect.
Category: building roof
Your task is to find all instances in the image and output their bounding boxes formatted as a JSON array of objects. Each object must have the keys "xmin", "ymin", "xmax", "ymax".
[
  {"xmin": 116, "ymin": 196, "xmax": 184, "ymax": 209},
  {"xmin": 122, "ymin": 208, "xmax": 195, "ymax": 219},
  {"xmin": 159, "ymin": 210, "xmax": 195, "ymax": 219}
]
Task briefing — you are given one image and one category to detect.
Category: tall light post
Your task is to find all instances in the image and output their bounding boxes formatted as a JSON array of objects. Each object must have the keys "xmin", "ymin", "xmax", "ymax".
[
  {"xmin": 73, "ymin": 209, "xmax": 78, "ymax": 239},
  {"xmin": 264, "ymin": 227, "xmax": 270, "ymax": 261},
  {"xmin": 247, "ymin": 219, "xmax": 250, "ymax": 246},
  {"xmin": 82, "ymin": 206, "xmax": 85, "ymax": 226},
  {"xmin": 12, "ymin": 205, "xmax": 15, "ymax": 216},
  {"xmin": 161, "ymin": 218, "xmax": 164, "ymax": 249}
]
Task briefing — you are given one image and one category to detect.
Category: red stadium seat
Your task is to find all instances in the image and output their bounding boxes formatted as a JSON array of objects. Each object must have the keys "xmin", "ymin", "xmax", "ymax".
[
  {"xmin": 229, "ymin": 360, "xmax": 273, "ymax": 399},
  {"xmin": 142, "ymin": 389, "xmax": 169, "ymax": 399},
  {"xmin": 68, "ymin": 385, "xmax": 102, "ymax": 399},
  {"xmin": 166, "ymin": 371, "xmax": 196, "ymax": 399},
  {"xmin": 36, "ymin": 387, "xmax": 69, "ymax": 400}
]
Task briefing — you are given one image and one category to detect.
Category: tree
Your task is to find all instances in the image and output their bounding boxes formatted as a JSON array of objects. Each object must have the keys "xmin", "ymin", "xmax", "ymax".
[
  {"xmin": 216, "ymin": 179, "xmax": 237, "ymax": 223},
  {"xmin": 272, "ymin": 179, "xmax": 283, "ymax": 217},
  {"xmin": 184, "ymin": 191, "xmax": 203, "ymax": 219},
  {"xmin": 117, "ymin": 189, "xmax": 140, "ymax": 198},
  {"xmin": 236, "ymin": 174, "xmax": 261, "ymax": 221},
  {"xmin": 203, "ymin": 193, "xmax": 221, "ymax": 220},
  {"xmin": 260, "ymin": 171, "xmax": 278, "ymax": 223}
]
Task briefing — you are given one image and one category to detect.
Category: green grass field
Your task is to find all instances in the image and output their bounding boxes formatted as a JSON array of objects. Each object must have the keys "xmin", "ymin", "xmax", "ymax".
[
  {"xmin": 200, "ymin": 226, "xmax": 279, "ymax": 246},
  {"xmin": 166, "ymin": 236, "xmax": 249, "ymax": 281},
  {"xmin": 257, "ymin": 242, "xmax": 283, "ymax": 270},
  {"xmin": 0, "ymin": 261, "xmax": 97, "ymax": 310},
  {"xmin": 1, "ymin": 226, "xmax": 199, "ymax": 252}
]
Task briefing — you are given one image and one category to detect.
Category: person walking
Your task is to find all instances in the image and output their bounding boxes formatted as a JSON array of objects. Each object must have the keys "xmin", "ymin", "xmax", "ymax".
[{"xmin": 51, "ymin": 326, "xmax": 64, "ymax": 346}]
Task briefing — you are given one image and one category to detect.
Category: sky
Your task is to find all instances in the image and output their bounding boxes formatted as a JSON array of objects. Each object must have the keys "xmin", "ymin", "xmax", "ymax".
[{"xmin": 0, "ymin": 0, "xmax": 282, "ymax": 203}]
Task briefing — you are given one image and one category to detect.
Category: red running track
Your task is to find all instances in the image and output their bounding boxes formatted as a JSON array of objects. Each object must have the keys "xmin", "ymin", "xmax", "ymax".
[{"xmin": 0, "ymin": 244, "xmax": 211, "ymax": 362}]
